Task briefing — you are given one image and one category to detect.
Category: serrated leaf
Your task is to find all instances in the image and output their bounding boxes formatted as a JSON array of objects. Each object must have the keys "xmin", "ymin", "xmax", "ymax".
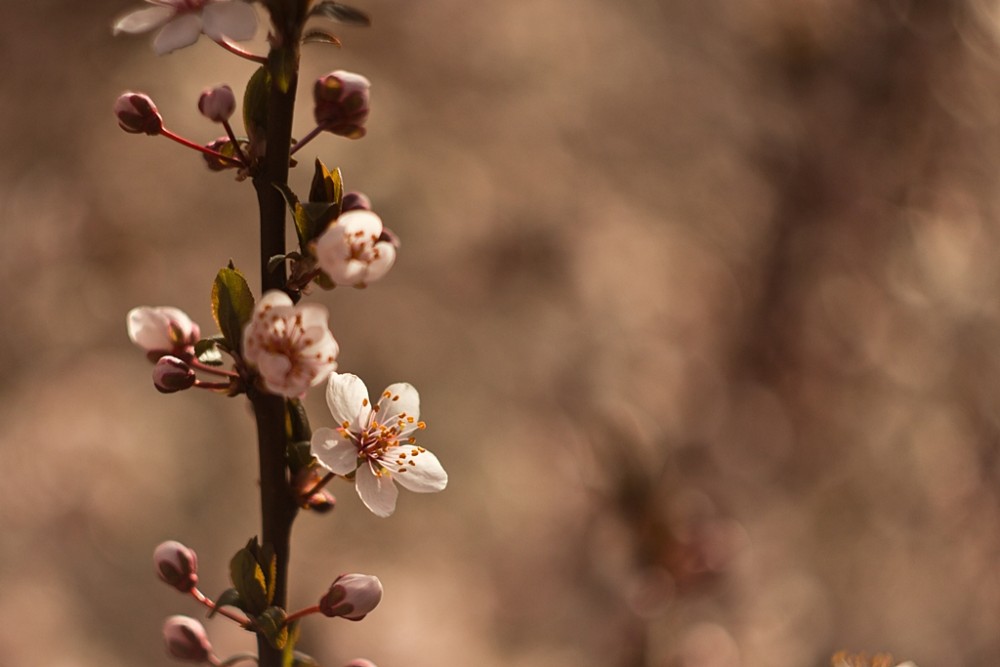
[
  {"xmin": 230, "ymin": 548, "xmax": 269, "ymax": 615},
  {"xmin": 302, "ymin": 30, "xmax": 342, "ymax": 47},
  {"xmin": 209, "ymin": 587, "xmax": 244, "ymax": 618},
  {"xmin": 211, "ymin": 266, "xmax": 255, "ymax": 354},
  {"xmin": 256, "ymin": 606, "xmax": 289, "ymax": 650},
  {"xmin": 308, "ymin": 1, "xmax": 372, "ymax": 26},
  {"xmin": 243, "ymin": 66, "xmax": 271, "ymax": 149}
]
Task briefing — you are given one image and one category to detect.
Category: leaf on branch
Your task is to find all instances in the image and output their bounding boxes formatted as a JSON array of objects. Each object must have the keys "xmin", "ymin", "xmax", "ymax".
[
  {"xmin": 211, "ymin": 266, "xmax": 255, "ymax": 354},
  {"xmin": 268, "ymin": 48, "xmax": 297, "ymax": 95},
  {"xmin": 309, "ymin": 159, "xmax": 344, "ymax": 209},
  {"xmin": 230, "ymin": 545, "xmax": 269, "ymax": 615},
  {"xmin": 308, "ymin": 1, "xmax": 372, "ymax": 26},
  {"xmin": 243, "ymin": 66, "xmax": 271, "ymax": 150},
  {"xmin": 209, "ymin": 587, "xmax": 245, "ymax": 618},
  {"xmin": 281, "ymin": 621, "xmax": 302, "ymax": 667},
  {"xmin": 302, "ymin": 30, "xmax": 342, "ymax": 47},
  {"xmin": 194, "ymin": 336, "xmax": 227, "ymax": 366},
  {"xmin": 256, "ymin": 606, "xmax": 289, "ymax": 650}
]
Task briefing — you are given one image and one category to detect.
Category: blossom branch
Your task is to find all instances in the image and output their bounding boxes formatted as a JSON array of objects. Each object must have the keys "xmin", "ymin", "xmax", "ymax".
[{"xmin": 160, "ymin": 128, "xmax": 245, "ymax": 167}]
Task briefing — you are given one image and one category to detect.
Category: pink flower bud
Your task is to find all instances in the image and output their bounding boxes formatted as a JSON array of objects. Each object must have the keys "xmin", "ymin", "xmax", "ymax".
[
  {"xmin": 198, "ymin": 84, "xmax": 236, "ymax": 123},
  {"xmin": 154, "ymin": 540, "xmax": 198, "ymax": 592},
  {"xmin": 314, "ymin": 71, "xmax": 370, "ymax": 139},
  {"xmin": 341, "ymin": 191, "xmax": 371, "ymax": 212},
  {"xmin": 163, "ymin": 616, "xmax": 213, "ymax": 663},
  {"xmin": 114, "ymin": 92, "xmax": 163, "ymax": 135},
  {"xmin": 127, "ymin": 306, "xmax": 201, "ymax": 357},
  {"xmin": 319, "ymin": 573, "xmax": 383, "ymax": 620},
  {"xmin": 344, "ymin": 661, "xmax": 378, "ymax": 667},
  {"xmin": 153, "ymin": 357, "xmax": 197, "ymax": 394}
]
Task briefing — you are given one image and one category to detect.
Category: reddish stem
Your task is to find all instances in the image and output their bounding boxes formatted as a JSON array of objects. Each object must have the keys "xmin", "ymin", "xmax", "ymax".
[
  {"xmin": 289, "ymin": 125, "xmax": 324, "ymax": 157},
  {"xmin": 284, "ymin": 605, "xmax": 321, "ymax": 624},
  {"xmin": 161, "ymin": 128, "xmax": 245, "ymax": 167},
  {"xmin": 190, "ymin": 588, "xmax": 253, "ymax": 626},
  {"xmin": 222, "ymin": 119, "xmax": 251, "ymax": 166},
  {"xmin": 213, "ymin": 37, "xmax": 268, "ymax": 64}
]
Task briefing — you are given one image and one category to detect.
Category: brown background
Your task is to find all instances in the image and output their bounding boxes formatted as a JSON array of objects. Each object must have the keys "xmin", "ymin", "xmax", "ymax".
[{"xmin": 1, "ymin": 1, "xmax": 1000, "ymax": 666}]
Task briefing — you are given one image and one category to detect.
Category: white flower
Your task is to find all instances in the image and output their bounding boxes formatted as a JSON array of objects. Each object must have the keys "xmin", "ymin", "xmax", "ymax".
[
  {"xmin": 313, "ymin": 210, "xmax": 397, "ymax": 288},
  {"xmin": 311, "ymin": 373, "xmax": 447, "ymax": 517},
  {"xmin": 113, "ymin": 0, "xmax": 258, "ymax": 56},
  {"xmin": 242, "ymin": 291, "xmax": 339, "ymax": 398},
  {"xmin": 127, "ymin": 306, "xmax": 200, "ymax": 356}
]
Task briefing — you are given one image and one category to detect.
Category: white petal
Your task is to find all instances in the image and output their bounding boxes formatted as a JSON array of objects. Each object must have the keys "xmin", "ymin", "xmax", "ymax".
[
  {"xmin": 113, "ymin": 5, "xmax": 174, "ymax": 35},
  {"xmin": 202, "ymin": 1, "xmax": 258, "ymax": 41},
  {"xmin": 127, "ymin": 307, "xmax": 170, "ymax": 351},
  {"xmin": 326, "ymin": 373, "xmax": 372, "ymax": 430},
  {"xmin": 365, "ymin": 242, "xmax": 396, "ymax": 283},
  {"xmin": 338, "ymin": 210, "xmax": 383, "ymax": 238},
  {"xmin": 379, "ymin": 382, "xmax": 420, "ymax": 424},
  {"xmin": 355, "ymin": 462, "xmax": 398, "ymax": 518},
  {"xmin": 153, "ymin": 14, "xmax": 203, "ymax": 54},
  {"xmin": 385, "ymin": 446, "xmax": 447, "ymax": 493},
  {"xmin": 258, "ymin": 290, "xmax": 293, "ymax": 309},
  {"xmin": 311, "ymin": 428, "xmax": 359, "ymax": 474}
]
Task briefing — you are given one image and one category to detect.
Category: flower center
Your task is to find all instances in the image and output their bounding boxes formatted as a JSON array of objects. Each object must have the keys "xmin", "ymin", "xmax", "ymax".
[{"xmin": 340, "ymin": 390, "xmax": 427, "ymax": 476}]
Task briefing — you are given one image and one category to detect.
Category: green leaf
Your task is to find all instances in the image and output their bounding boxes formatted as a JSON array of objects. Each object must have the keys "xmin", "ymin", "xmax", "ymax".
[
  {"xmin": 287, "ymin": 441, "xmax": 315, "ymax": 472},
  {"xmin": 290, "ymin": 652, "xmax": 320, "ymax": 667},
  {"xmin": 281, "ymin": 621, "xmax": 302, "ymax": 667},
  {"xmin": 256, "ymin": 606, "xmax": 289, "ymax": 650},
  {"xmin": 261, "ymin": 542, "xmax": 277, "ymax": 606},
  {"xmin": 308, "ymin": 160, "xmax": 344, "ymax": 212},
  {"xmin": 230, "ymin": 547, "xmax": 268, "ymax": 615},
  {"xmin": 302, "ymin": 30, "xmax": 342, "ymax": 47},
  {"xmin": 268, "ymin": 48, "xmax": 297, "ymax": 95},
  {"xmin": 209, "ymin": 587, "xmax": 244, "ymax": 618},
  {"xmin": 194, "ymin": 337, "xmax": 225, "ymax": 366},
  {"xmin": 243, "ymin": 66, "xmax": 271, "ymax": 149},
  {"xmin": 309, "ymin": 1, "xmax": 372, "ymax": 26},
  {"xmin": 211, "ymin": 266, "xmax": 254, "ymax": 354}
]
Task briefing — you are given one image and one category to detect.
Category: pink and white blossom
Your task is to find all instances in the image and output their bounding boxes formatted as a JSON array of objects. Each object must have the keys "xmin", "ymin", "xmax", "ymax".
[
  {"xmin": 319, "ymin": 573, "xmax": 383, "ymax": 620},
  {"xmin": 242, "ymin": 291, "xmax": 339, "ymax": 398},
  {"xmin": 311, "ymin": 373, "xmax": 447, "ymax": 518},
  {"xmin": 313, "ymin": 210, "xmax": 397, "ymax": 288},
  {"xmin": 127, "ymin": 306, "xmax": 200, "ymax": 356},
  {"xmin": 113, "ymin": 0, "xmax": 258, "ymax": 55}
]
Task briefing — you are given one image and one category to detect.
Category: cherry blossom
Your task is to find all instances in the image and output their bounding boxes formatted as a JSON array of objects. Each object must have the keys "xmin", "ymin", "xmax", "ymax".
[
  {"xmin": 311, "ymin": 373, "xmax": 447, "ymax": 517},
  {"xmin": 313, "ymin": 210, "xmax": 397, "ymax": 288},
  {"xmin": 113, "ymin": 0, "xmax": 258, "ymax": 56},
  {"xmin": 127, "ymin": 306, "xmax": 200, "ymax": 357},
  {"xmin": 242, "ymin": 291, "xmax": 339, "ymax": 398}
]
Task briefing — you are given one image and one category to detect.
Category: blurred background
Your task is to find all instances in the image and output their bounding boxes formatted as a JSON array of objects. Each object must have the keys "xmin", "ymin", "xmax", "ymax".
[{"xmin": 2, "ymin": 0, "xmax": 1000, "ymax": 665}]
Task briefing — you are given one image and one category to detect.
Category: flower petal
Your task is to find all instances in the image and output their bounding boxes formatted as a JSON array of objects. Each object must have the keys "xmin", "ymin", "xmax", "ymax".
[
  {"xmin": 326, "ymin": 373, "xmax": 372, "ymax": 431},
  {"xmin": 384, "ymin": 446, "xmax": 447, "ymax": 493},
  {"xmin": 355, "ymin": 462, "xmax": 398, "ymax": 518},
  {"xmin": 379, "ymin": 382, "xmax": 420, "ymax": 424},
  {"xmin": 365, "ymin": 242, "xmax": 396, "ymax": 283},
  {"xmin": 202, "ymin": 1, "xmax": 258, "ymax": 41},
  {"xmin": 311, "ymin": 428, "xmax": 359, "ymax": 474},
  {"xmin": 127, "ymin": 307, "xmax": 172, "ymax": 351},
  {"xmin": 113, "ymin": 5, "xmax": 174, "ymax": 35},
  {"xmin": 153, "ymin": 13, "xmax": 203, "ymax": 54}
]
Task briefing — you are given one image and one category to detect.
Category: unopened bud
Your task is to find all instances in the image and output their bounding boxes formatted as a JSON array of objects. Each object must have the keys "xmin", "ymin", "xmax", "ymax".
[
  {"xmin": 127, "ymin": 306, "xmax": 200, "ymax": 357},
  {"xmin": 163, "ymin": 616, "xmax": 213, "ymax": 663},
  {"xmin": 153, "ymin": 356, "xmax": 197, "ymax": 394},
  {"xmin": 154, "ymin": 540, "xmax": 198, "ymax": 591},
  {"xmin": 344, "ymin": 661, "xmax": 378, "ymax": 667},
  {"xmin": 341, "ymin": 191, "xmax": 371, "ymax": 212},
  {"xmin": 319, "ymin": 573, "xmax": 383, "ymax": 620},
  {"xmin": 198, "ymin": 84, "xmax": 236, "ymax": 123},
  {"xmin": 115, "ymin": 92, "xmax": 163, "ymax": 135},
  {"xmin": 313, "ymin": 71, "xmax": 370, "ymax": 139}
]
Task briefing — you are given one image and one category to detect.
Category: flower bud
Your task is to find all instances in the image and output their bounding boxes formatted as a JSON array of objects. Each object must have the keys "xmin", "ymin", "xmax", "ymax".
[
  {"xmin": 114, "ymin": 92, "xmax": 163, "ymax": 135},
  {"xmin": 344, "ymin": 661, "xmax": 378, "ymax": 667},
  {"xmin": 341, "ymin": 191, "xmax": 371, "ymax": 212},
  {"xmin": 293, "ymin": 465, "xmax": 337, "ymax": 512},
  {"xmin": 128, "ymin": 306, "xmax": 201, "ymax": 357},
  {"xmin": 154, "ymin": 540, "xmax": 198, "ymax": 591},
  {"xmin": 163, "ymin": 616, "xmax": 213, "ymax": 663},
  {"xmin": 314, "ymin": 71, "xmax": 370, "ymax": 139},
  {"xmin": 153, "ymin": 356, "xmax": 197, "ymax": 394},
  {"xmin": 319, "ymin": 573, "xmax": 383, "ymax": 620},
  {"xmin": 198, "ymin": 84, "xmax": 236, "ymax": 123}
]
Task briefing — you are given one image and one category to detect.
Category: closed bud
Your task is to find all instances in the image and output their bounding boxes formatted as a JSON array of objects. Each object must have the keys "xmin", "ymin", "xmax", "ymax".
[
  {"xmin": 198, "ymin": 84, "xmax": 236, "ymax": 123},
  {"xmin": 154, "ymin": 540, "xmax": 198, "ymax": 591},
  {"xmin": 153, "ymin": 357, "xmax": 197, "ymax": 394},
  {"xmin": 163, "ymin": 616, "xmax": 213, "ymax": 663},
  {"xmin": 314, "ymin": 71, "xmax": 370, "ymax": 139},
  {"xmin": 114, "ymin": 92, "xmax": 163, "ymax": 135},
  {"xmin": 341, "ymin": 191, "xmax": 371, "ymax": 212},
  {"xmin": 319, "ymin": 573, "xmax": 383, "ymax": 620}
]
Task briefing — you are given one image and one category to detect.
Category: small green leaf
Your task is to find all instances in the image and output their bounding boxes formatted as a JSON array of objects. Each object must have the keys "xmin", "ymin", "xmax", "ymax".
[
  {"xmin": 261, "ymin": 542, "xmax": 277, "ymax": 606},
  {"xmin": 281, "ymin": 621, "xmax": 301, "ymax": 667},
  {"xmin": 287, "ymin": 441, "xmax": 315, "ymax": 472},
  {"xmin": 267, "ymin": 254, "xmax": 289, "ymax": 275},
  {"xmin": 308, "ymin": 1, "xmax": 372, "ymax": 26},
  {"xmin": 303, "ymin": 30, "xmax": 342, "ymax": 47},
  {"xmin": 268, "ymin": 48, "xmax": 297, "ymax": 95},
  {"xmin": 308, "ymin": 160, "xmax": 344, "ymax": 213},
  {"xmin": 230, "ymin": 547, "xmax": 268, "ymax": 615},
  {"xmin": 291, "ymin": 652, "xmax": 320, "ymax": 667},
  {"xmin": 314, "ymin": 271, "xmax": 336, "ymax": 290},
  {"xmin": 256, "ymin": 606, "xmax": 289, "ymax": 650},
  {"xmin": 209, "ymin": 587, "xmax": 244, "ymax": 618},
  {"xmin": 194, "ymin": 337, "xmax": 225, "ymax": 366},
  {"xmin": 243, "ymin": 66, "xmax": 271, "ymax": 149},
  {"xmin": 211, "ymin": 266, "xmax": 255, "ymax": 354}
]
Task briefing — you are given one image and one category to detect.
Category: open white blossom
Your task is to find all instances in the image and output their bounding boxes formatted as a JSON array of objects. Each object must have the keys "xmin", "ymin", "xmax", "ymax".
[
  {"xmin": 113, "ymin": 0, "xmax": 258, "ymax": 55},
  {"xmin": 314, "ymin": 210, "xmax": 397, "ymax": 288},
  {"xmin": 311, "ymin": 373, "xmax": 447, "ymax": 517},
  {"xmin": 242, "ymin": 291, "xmax": 339, "ymax": 398},
  {"xmin": 127, "ymin": 306, "xmax": 200, "ymax": 356}
]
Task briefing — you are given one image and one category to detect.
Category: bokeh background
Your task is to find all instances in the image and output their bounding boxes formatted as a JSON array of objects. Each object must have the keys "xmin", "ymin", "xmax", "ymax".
[{"xmin": 2, "ymin": 0, "xmax": 1000, "ymax": 665}]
